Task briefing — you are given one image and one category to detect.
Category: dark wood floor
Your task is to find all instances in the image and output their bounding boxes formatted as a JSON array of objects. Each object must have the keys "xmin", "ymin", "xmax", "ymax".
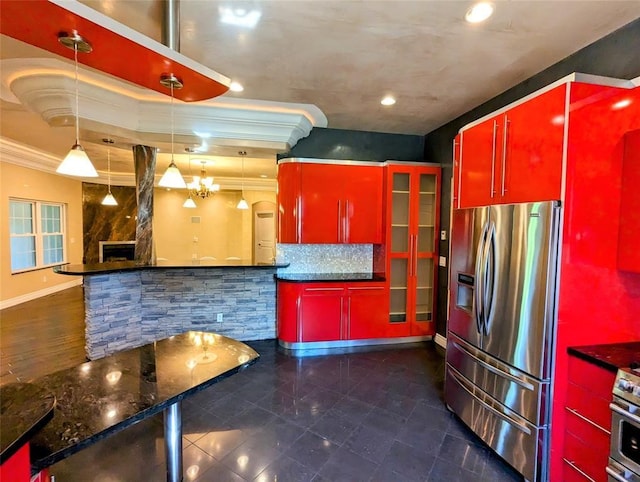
[{"xmin": 0, "ymin": 286, "xmax": 86, "ymax": 386}]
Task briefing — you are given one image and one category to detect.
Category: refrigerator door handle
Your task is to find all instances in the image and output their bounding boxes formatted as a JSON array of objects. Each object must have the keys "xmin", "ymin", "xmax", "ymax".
[
  {"xmin": 474, "ymin": 221, "xmax": 489, "ymax": 335},
  {"xmin": 483, "ymin": 222, "xmax": 497, "ymax": 335},
  {"xmin": 451, "ymin": 338, "xmax": 535, "ymax": 391},
  {"xmin": 448, "ymin": 366, "xmax": 532, "ymax": 435}
]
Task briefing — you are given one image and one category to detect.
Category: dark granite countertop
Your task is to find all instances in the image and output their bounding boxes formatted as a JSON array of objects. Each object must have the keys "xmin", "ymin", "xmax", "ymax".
[
  {"xmin": 275, "ymin": 272, "xmax": 386, "ymax": 282},
  {"xmin": 28, "ymin": 332, "xmax": 259, "ymax": 472},
  {"xmin": 568, "ymin": 341, "xmax": 640, "ymax": 373},
  {"xmin": 54, "ymin": 260, "xmax": 289, "ymax": 276},
  {"xmin": 0, "ymin": 383, "xmax": 55, "ymax": 464}
]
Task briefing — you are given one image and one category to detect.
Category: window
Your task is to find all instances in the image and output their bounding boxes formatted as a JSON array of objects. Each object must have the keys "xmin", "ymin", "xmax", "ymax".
[{"xmin": 9, "ymin": 199, "xmax": 66, "ymax": 273}]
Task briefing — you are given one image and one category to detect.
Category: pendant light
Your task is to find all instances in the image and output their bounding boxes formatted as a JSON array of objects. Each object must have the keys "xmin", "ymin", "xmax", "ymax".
[
  {"xmin": 236, "ymin": 150, "xmax": 249, "ymax": 210},
  {"xmin": 183, "ymin": 195, "xmax": 197, "ymax": 208},
  {"xmin": 158, "ymin": 74, "xmax": 187, "ymax": 188},
  {"xmin": 101, "ymin": 138, "xmax": 118, "ymax": 206},
  {"xmin": 56, "ymin": 32, "xmax": 98, "ymax": 177},
  {"xmin": 183, "ymin": 149, "xmax": 196, "ymax": 208}
]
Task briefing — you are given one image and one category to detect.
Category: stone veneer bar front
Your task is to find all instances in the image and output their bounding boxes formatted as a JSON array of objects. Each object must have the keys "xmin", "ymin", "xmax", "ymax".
[{"xmin": 55, "ymin": 261, "xmax": 284, "ymax": 359}]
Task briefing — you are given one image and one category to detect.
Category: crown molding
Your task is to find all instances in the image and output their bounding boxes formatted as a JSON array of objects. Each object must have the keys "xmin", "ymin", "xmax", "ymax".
[
  {"xmin": 0, "ymin": 137, "xmax": 276, "ymax": 191},
  {"xmin": 1, "ymin": 58, "xmax": 326, "ymax": 151}
]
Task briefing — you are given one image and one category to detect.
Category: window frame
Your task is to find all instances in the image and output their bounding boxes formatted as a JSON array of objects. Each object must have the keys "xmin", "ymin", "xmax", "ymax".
[{"xmin": 9, "ymin": 198, "xmax": 67, "ymax": 274}]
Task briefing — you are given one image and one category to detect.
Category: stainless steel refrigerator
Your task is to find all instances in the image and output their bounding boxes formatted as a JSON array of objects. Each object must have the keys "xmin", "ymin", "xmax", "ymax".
[{"xmin": 445, "ymin": 201, "xmax": 561, "ymax": 482}]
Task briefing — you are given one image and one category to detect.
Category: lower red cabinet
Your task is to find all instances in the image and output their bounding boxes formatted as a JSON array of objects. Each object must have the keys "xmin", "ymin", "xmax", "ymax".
[
  {"xmin": 562, "ymin": 354, "xmax": 615, "ymax": 482},
  {"xmin": 299, "ymin": 286, "xmax": 343, "ymax": 342},
  {"xmin": 347, "ymin": 285, "xmax": 389, "ymax": 339},
  {"xmin": 277, "ymin": 281, "xmax": 389, "ymax": 343}
]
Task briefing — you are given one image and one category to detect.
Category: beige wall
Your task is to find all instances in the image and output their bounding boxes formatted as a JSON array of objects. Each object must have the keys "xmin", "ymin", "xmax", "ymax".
[
  {"xmin": 0, "ymin": 162, "xmax": 83, "ymax": 303},
  {"xmin": 153, "ymin": 188, "xmax": 276, "ymax": 261}
]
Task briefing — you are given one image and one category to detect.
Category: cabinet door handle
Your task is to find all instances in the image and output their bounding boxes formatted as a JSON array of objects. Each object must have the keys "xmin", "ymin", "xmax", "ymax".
[
  {"xmin": 565, "ymin": 406, "xmax": 610, "ymax": 435},
  {"xmin": 490, "ymin": 120, "xmax": 498, "ymax": 198},
  {"xmin": 563, "ymin": 459, "xmax": 596, "ymax": 482},
  {"xmin": 304, "ymin": 288, "xmax": 343, "ymax": 292},
  {"xmin": 337, "ymin": 200, "xmax": 342, "ymax": 243},
  {"xmin": 347, "ymin": 297, "xmax": 351, "ymax": 339},
  {"xmin": 345, "ymin": 199, "xmax": 350, "ymax": 243},
  {"xmin": 501, "ymin": 115, "xmax": 509, "ymax": 196}
]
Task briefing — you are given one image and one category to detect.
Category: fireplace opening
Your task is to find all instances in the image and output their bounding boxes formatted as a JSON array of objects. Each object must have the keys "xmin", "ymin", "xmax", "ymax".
[{"xmin": 99, "ymin": 241, "xmax": 136, "ymax": 262}]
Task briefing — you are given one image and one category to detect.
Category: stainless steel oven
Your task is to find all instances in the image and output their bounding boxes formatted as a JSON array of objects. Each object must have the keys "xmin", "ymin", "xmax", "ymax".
[{"xmin": 608, "ymin": 367, "xmax": 640, "ymax": 482}]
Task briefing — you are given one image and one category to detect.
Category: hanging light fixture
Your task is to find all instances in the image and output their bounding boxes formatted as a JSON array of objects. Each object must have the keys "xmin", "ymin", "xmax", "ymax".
[
  {"xmin": 158, "ymin": 74, "xmax": 187, "ymax": 188},
  {"xmin": 236, "ymin": 150, "xmax": 249, "ymax": 210},
  {"xmin": 101, "ymin": 138, "xmax": 118, "ymax": 206},
  {"xmin": 188, "ymin": 160, "xmax": 221, "ymax": 199},
  {"xmin": 56, "ymin": 32, "xmax": 98, "ymax": 177},
  {"xmin": 183, "ymin": 194, "xmax": 197, "ymax": 208}
]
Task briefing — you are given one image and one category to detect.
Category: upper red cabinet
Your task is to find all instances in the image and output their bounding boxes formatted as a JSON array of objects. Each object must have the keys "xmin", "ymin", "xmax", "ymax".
[
  {"xmin": 277, "ymin": 159, "xmax": 383, "ymax": 244},
  {"xmin": 458, "ymin": 84, "xmax": 566, "ymax": 208}
]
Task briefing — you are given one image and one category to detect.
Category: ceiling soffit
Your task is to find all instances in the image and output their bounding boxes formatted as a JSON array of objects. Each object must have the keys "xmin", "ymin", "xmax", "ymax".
[{"xmin": 1, "ymin": 58, "xmax": 327, "ymax": 153}]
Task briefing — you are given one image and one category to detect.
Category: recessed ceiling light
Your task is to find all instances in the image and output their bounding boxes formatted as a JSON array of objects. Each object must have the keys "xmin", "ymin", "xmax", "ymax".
[
  {"xmin": 465, "ymin": 2, "xmax": 494, "ymax": 23},
  {"xmin": 381, "ymin": 96, "xmax": 396, "ymax": 106},
  {"xmin": 260, "ymin": 174, "xmax": 268, "ymax": 178},
  {"xmin": 612, "ymin": 98, "xmax": 632, "ymax": 110},
  {"xmin": 229, "ymin": 81, "xmax": 244, "ymax": 92}
]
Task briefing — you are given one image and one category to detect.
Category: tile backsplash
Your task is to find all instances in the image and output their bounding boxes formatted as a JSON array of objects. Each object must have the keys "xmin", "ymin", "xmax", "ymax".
[{"xmin": 276, "ymin": 244, "xmax": 373, "ymax": 274}]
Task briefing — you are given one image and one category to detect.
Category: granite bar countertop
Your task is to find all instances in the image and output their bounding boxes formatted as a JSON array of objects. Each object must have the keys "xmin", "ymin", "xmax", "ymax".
[
  {"xmin": 568, "ymin": 341, "xmax": 640, "ymax": 373},
  {"xmin": 0, "ymin": 383, "xmax": 55, "ymax": 464},
  {"xmin": 54, "ymin": 259, "xmax": 289, "ymax": 276},
  {"xmin": 28, "ymin": 332, "xmax": 259, "ymax": 472},
  {"xmin": 275, "ymin": 272, "xmax": 386, "ymax": 282}
]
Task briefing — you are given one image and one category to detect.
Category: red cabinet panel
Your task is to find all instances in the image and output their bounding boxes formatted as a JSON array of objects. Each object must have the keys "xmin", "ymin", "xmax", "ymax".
[
  {"xmin": 300, "ymin": 287, "xmax": 343, "ymax": 342},
  {"xmin": 277, "ymin": 280, "xmax": 301, "ymax": 343},
  {"xmin": 501, "ymin": 85, "xmax": 565, "ymax": 203},
  {"xmin": 562, "ymin": 354, "xmax": 615, "ymax": 482},
  {"xmin": 300, "ymin": 164, "xmax": 344, "ymax": 244},
  {"xmin": 563, "ymin": 430, "xmax": 609, "ymax": 482},
  {"xmin": 347, "ymin": 284, "xmax": 389, "ymax": 339},
  {"xmin": 277, "ymin": 160, "xmax": 383, "ymax": 244},
  {"xmin": 618, "ymin": 127, "xmax": 640, "ymax": 272},
  {"xmin": 0, "ymin": 443, "xmax": 30, "ymax": 482},
  {"xmin": 458, "ymin": 115, "xmax": 500, "ymax": 208},
  {"xmin": 452, "ymin": 134, "xmax": 461, "ymax": 209},
  {"xmin": 277, "ymin": 162, "xmax": 301, "ymax": 244},
  {"xmin": 457, "ymin": 85, "xmax": 566, "ymax": 207},
  {"xmin": 343, "ymin": 167, "xmax": 383, "ymax": 243}
]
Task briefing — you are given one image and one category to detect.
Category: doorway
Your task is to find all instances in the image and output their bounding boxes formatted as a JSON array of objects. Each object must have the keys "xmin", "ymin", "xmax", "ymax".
[{"xmin": 253, "ymin": 202, "xmax": 276, "ymax": 264}]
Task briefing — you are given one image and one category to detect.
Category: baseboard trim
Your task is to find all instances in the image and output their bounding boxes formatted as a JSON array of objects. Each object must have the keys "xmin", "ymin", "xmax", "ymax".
[
  {"xmin": 0, "ymin": 279, "xmax": 82, "ymax": 310},
  {"xmin": 434, "ymin": 333, "xmax": 447, "ymax": 349}
]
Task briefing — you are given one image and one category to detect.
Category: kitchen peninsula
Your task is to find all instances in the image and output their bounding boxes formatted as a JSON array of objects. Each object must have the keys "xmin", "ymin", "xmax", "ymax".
[{"xmin": 55, "ymin": 260, "xmax": 287, "ymax": 359}]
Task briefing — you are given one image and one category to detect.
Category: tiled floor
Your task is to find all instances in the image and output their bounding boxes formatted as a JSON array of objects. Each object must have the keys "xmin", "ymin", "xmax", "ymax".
[{"xmin": 49, "ymin": 340, "xmax": 524, "ymax": 481}]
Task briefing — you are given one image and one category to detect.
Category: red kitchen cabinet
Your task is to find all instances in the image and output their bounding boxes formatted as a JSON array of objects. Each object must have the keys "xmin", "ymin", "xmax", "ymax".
[
  {"xmin": 347, "ymin": 284, "xmax": 389, "ymax": 339},
  {"xmin": 276, "ymin": 162, "xmax": 301, "ymax": 244},
  {"xmin": 299, "ymin": 284, "xmax": 343, "ymax": 342},
  {"xmin": 385, "ymin": 163, "xmax": 440, "ymax": 337},
  {"xmin": 457, "ymin": 84, "xmax": 566, "ymax": 207},
  {"xmin": 458, "ymin": 114, "xmax": 501, "ymax": 208},
  {"xmin": 501, "ymin": 85, "xmax": 565, "ymax": 204},
  {"xmin": 562, "ymin": 355, "xmax": 615, "ymax": 482},
  {"xmin": 277, "ymin": 159, "xmax": 383, "ymax": 244},
  {"xmin": 277, "ymin": 281, "xmax": 389, "ymax": 345}
]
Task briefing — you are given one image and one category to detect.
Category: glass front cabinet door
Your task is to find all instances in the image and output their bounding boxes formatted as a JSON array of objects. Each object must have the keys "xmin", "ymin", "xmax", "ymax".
[{"xmin": 386, "ymin": 163, "xmax": 441, "ymax": 337}]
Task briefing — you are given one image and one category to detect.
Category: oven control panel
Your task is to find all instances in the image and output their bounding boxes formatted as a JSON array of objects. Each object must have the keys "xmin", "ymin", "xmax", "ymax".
[{"xmin": 613, "ymin": 368, "xmax": 640, "ymax": 405}]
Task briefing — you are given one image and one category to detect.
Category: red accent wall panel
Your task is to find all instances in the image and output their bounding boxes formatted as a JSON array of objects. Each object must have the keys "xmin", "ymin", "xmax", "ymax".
[
  {"xmin": 549, "ymin": 85, "xmax": 640, "ymax": 482},
  {"xmin": 618, "ymin": 129, "xmax": 640, "ymax": 272}
]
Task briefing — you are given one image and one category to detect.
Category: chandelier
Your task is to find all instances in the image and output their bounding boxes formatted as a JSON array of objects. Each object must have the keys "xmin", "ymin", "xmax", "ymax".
[{"xmin": 187, "ymin": 160, "xmax": 220, "ymax": 199}]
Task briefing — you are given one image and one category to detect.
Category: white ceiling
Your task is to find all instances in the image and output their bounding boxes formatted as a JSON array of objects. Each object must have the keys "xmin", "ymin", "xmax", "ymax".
[{"xmin": 1, "ymin": 0, "xmax": 639, "ymax": 186}]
